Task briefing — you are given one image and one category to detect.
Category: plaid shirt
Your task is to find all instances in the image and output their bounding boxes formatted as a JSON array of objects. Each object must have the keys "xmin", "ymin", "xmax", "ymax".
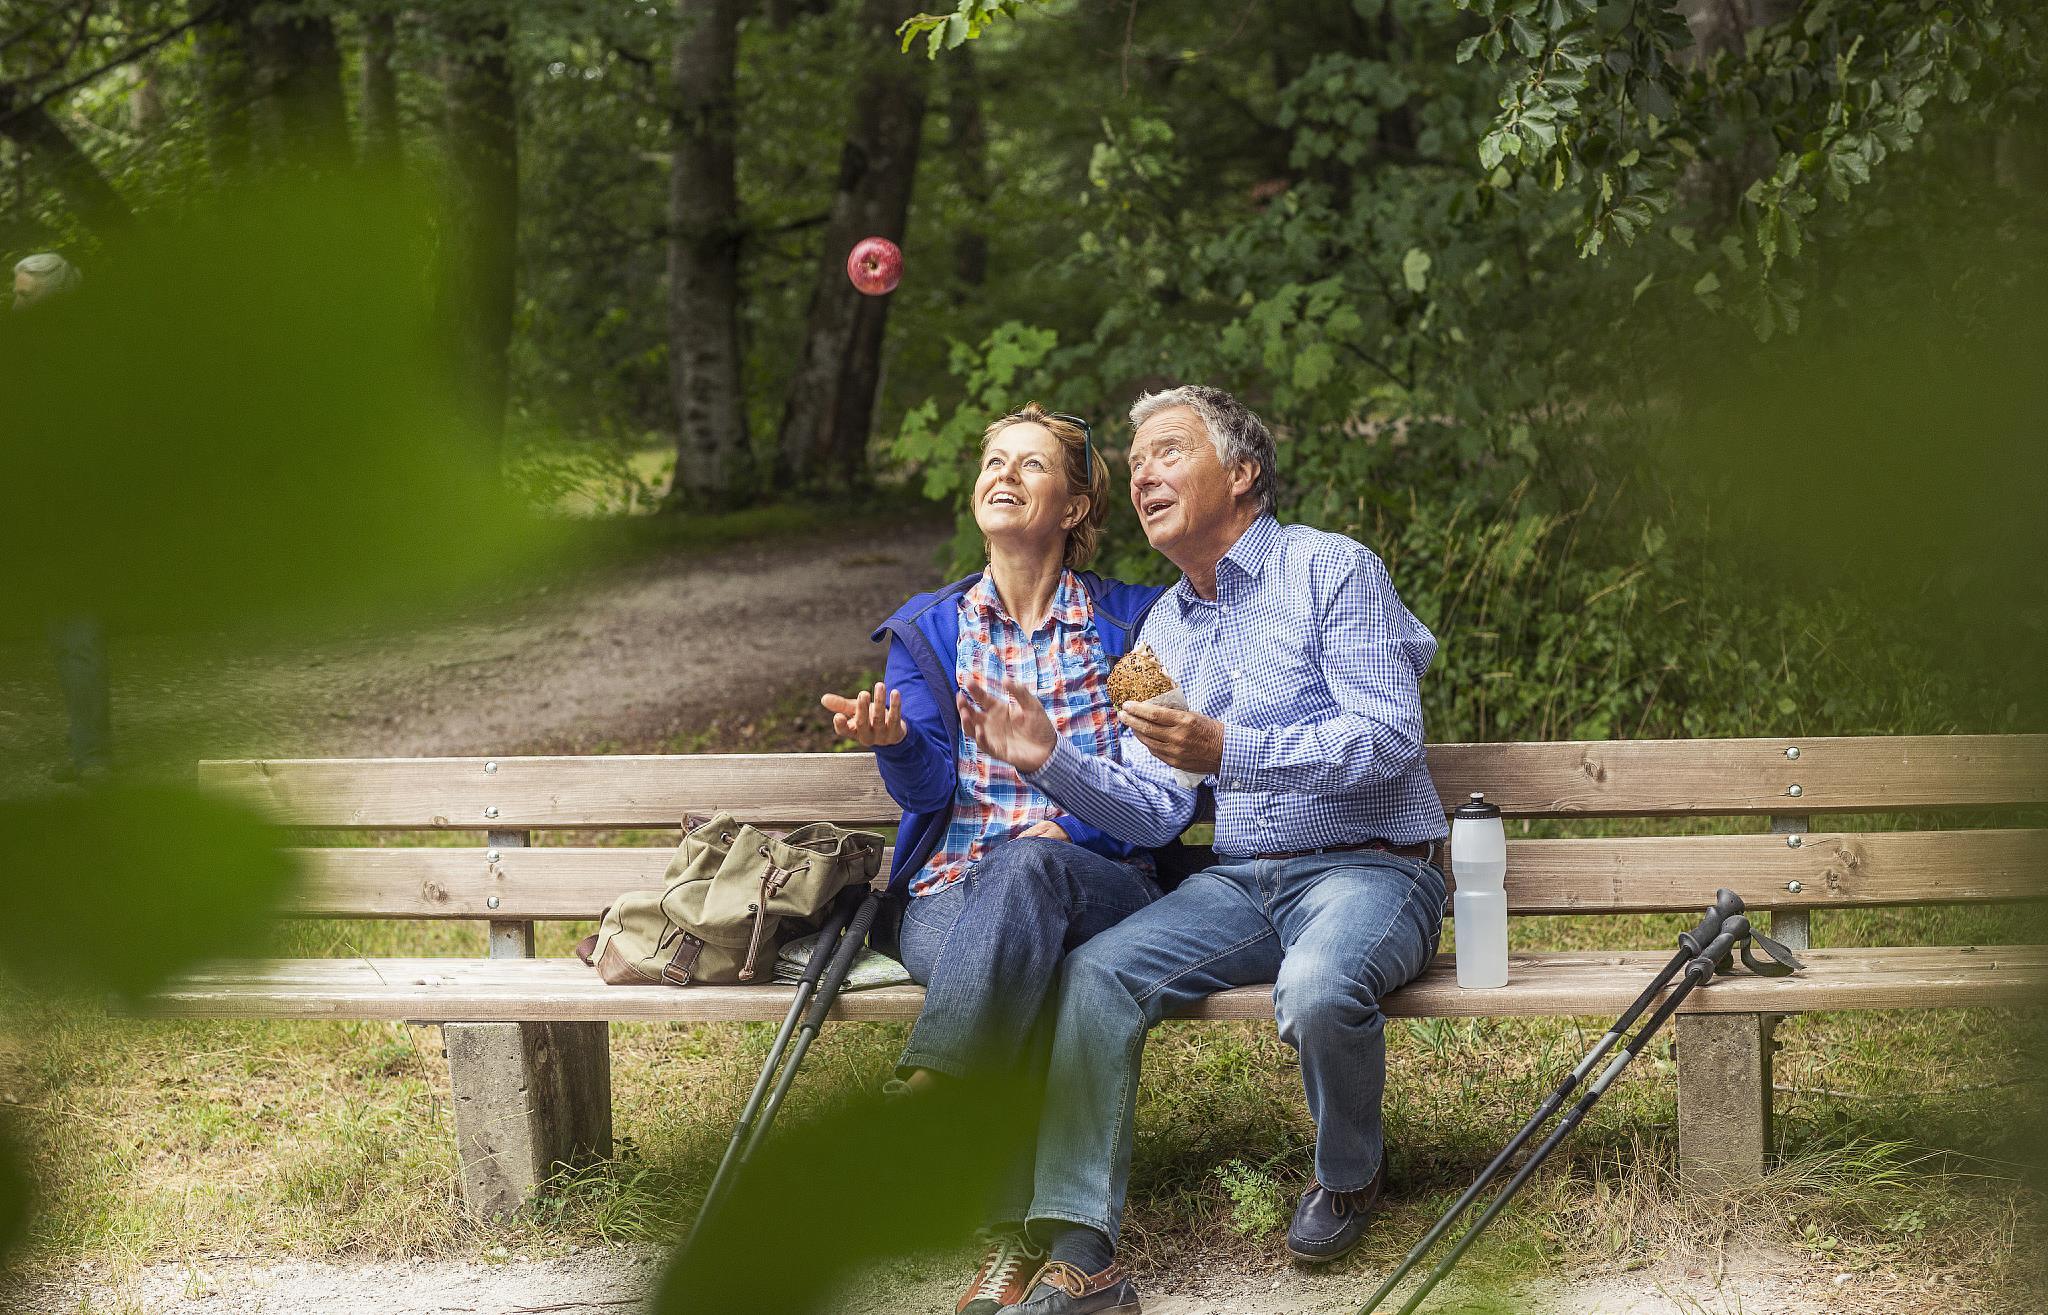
[
  {"xmin": 913, "ymin": 570, "xmax": 1130, "ymax": 898},
  {"xmin": 1026, "ymin": 515, "xmax": 1448, "ymax": 853}
]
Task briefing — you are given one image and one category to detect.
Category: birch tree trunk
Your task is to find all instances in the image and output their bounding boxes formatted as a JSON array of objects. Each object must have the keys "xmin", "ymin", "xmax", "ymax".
[{"xmin": 666, "ymin": 0, "xmax": 752, "ymax": 506}]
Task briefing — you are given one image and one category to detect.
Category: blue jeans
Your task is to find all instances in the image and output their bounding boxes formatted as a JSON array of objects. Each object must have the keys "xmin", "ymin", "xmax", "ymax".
[
  {"xmin": 897, "ymin": 838, "xmax": 1161, "ymax": 1223},
  {"xmin": 1025, "ymin": 849, "xmax": 1447, "ymax": 1241}
]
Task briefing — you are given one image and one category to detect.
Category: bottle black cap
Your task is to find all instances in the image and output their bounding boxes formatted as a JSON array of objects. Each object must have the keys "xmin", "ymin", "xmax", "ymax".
[{"xmin": 1454, "ymin": 791, "xmax": 1501, "ymax": 820}]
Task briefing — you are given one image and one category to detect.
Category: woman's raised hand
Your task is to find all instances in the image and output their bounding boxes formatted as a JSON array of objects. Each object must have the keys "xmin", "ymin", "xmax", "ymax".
[
  {"xmin": 957, "ymin": 675, "xmax": 1058, "ymax": 774},
  {"xmin": 821, "ymin": 681, "xmax": 907, "ymax": 747}
]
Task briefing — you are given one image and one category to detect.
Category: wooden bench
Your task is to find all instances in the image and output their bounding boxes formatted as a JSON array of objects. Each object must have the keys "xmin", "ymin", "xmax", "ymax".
[{"xmin": 163, "ymin": 734, "xmax": 2048, "ymax": 1217}]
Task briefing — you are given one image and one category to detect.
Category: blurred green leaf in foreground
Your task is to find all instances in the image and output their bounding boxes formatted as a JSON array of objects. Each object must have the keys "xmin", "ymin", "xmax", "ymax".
[{"xmin": 0, "ymin": 172, "xmax": 559, "ymax": 1269}]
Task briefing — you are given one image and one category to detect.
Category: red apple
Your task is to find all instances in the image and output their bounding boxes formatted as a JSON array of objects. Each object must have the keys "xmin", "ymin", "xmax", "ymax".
[{"xmin": 846, "ymin": 237, "xmax": 903, "ymax": 296}]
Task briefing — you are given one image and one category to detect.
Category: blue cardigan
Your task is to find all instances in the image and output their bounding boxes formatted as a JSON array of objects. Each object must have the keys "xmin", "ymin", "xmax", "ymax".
[{"xmin": 870, "ymin": 571, "xmax": 1168, "ymax": 897}]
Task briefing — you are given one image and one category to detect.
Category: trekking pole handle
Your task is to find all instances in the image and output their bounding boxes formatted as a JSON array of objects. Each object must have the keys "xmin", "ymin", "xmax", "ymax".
[
  {"xmin": 1680, "ymin": 889, "xmax": 1745, "ymax": 955},
  {"xmin": 1685, "ymin": 916, "xmax": 1747, "ymax": 985},
  {"xmin": 797, "ymin": 889, "xmax": 862, "ymax": 991},
  {"xmin": 801, "ymin": 892, "xmax": 883, "ymax": 1031}
]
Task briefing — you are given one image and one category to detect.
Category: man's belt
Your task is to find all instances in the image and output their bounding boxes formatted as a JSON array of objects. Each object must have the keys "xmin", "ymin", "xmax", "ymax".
[{"xmin": 1232, "ymin": 837, "xmax": 1439, "ymax": 865}]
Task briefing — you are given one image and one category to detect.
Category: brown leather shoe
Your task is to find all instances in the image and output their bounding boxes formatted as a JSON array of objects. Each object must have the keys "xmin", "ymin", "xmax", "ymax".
[
  {"xmin": 957, "ymin": 1228, "xmax": 1045, "ymax": 1315},
  {"xmin": 1004, "ymin": 1259, "xmax": 1142, "ymax": 1314},
  {"xmin": 1286, "ymin": 1158, "xmax": 1386, "ymax": 1263}
]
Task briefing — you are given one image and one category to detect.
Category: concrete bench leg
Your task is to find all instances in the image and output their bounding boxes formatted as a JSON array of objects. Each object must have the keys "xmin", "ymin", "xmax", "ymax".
[
  {"xmin": 447, "ymin": 1020, "xmax": 613, "ymax": 1218},
  {"xmin": 1675, "ymin": 1012, "xmax": 1770, "ymax": 1189},
  {"xmin": 1677, "ymin": 816, "xmax": 1815, "ymax": 1188},
  {"xmin": 444, "ymin": 828, "xmax": 613, "ymax": 1218}
]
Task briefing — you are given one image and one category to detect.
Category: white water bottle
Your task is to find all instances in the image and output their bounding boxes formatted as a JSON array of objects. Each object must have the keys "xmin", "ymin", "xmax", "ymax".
[{"xmin": 1451, "ymin": 792, "xmax": 1509, "ymax": 989}]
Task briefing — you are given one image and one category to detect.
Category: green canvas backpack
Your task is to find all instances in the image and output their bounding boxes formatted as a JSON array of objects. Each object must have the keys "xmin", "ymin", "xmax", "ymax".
[{"xmin": 576, "ymin": 812, "xmax": 885, "ymax": 987}]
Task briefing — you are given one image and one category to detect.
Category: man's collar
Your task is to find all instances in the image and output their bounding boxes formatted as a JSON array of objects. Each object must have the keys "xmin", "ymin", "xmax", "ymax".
[
  {"xmin": 1174, "ymin": 514, "xmax": 1279, "ymax": 611},
  {"xmin": 1222, "ymin": 514, "xmax": 1280, "ymax": 579}
]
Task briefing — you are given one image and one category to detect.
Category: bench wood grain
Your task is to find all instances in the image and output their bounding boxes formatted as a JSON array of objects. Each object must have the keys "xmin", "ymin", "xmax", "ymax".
[
  {"xmin": 199, "ymin": 734, "xmax": 2048, "ymax": 829},
  {"xmin": 146, "ymin": 945, "xmax": 2048, "ymax": 1024},
  {"xmin": 278, "ymin": 828, "xmax": 2048, "ymax": 920}
]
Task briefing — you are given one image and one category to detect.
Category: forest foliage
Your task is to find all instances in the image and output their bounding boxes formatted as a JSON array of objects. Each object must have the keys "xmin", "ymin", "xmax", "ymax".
[{"xmin": 3, "ymin": 1, "xmax": 2042, "ymax": 737}]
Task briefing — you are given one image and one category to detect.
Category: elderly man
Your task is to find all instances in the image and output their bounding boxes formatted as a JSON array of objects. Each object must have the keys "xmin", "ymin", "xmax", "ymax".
[
  {"xmin": 13, "ymin": 250, "xmax": 83, "ymax": 308},
  {"xmin": 14, "ymin": 251, "xmax": 108, "ymax": 780},
  {"xmin": 959, "ymin": 385, "xmax": 1448, "ymax": 1314}
]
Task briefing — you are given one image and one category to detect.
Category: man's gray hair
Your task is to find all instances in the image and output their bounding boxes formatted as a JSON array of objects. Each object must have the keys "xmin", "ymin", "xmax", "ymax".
[
  {"xmin": 13, "ymin": 251, "xmax": 83, "ymax": 303},
  {"xmin": 1129, "ymin": 384, "xmax": 1279, "ymax": 515}
]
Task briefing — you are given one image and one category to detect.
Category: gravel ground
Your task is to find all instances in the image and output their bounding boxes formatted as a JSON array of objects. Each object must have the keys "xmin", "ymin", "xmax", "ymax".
[{"xmin": 23, "ymin": 1242, "xmax": 1923, "ymax": 1315}]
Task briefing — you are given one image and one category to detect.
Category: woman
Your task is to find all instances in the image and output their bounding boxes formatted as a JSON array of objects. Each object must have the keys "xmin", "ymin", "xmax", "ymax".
[{"xmin": 821, "ymin": 404, "xmax": 1164, "ymax": 1315}]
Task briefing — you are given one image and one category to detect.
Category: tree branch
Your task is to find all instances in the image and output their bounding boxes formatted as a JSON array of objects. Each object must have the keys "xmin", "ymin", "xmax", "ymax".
[
  {"xmin": 0, "ymin": 80, "xmax": 134, "ymax": 234},
  {"xmin": 0, "ymin": 4, "xmax": 223, "ymax": 130},
  {"xmin": 0, "ymin": 1, "xmax": 73, "ymax": 63}
]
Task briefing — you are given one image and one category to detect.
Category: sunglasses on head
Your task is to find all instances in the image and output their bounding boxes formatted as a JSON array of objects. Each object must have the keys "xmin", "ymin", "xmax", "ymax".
[{"xmin": 1049, "ymin": 412, "xmax": 1095, "ymax": 473}]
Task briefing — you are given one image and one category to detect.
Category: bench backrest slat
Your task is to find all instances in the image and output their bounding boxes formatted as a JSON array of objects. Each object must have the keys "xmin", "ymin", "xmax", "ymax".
[
  {"xmin": 203, "ymin": 734, "xmax": 2048, "ymax": 829},
  {"xmin": 282, "ymin": 828, "xmax": 2048, "ymax": 921}
]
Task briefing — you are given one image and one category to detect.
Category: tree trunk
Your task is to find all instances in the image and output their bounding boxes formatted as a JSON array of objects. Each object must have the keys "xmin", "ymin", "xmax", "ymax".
[
  {"xmin": 251, "ymin": 0, "xmax": 351, "ymax": 164},
  {"xmin": 360, "ymin": 8, "xmax": 403, "ymax": 167},
  {"xmin": 196, "ymin": 0, "xmax": 256, "ymax": 180},
  {"xmin": 764, "ymin": 0, "xmax": 832, "ymax": 30},
  {"xmin": 942, "ymin": 47, "xmax": 988, "ymax": 293},
  {"xmin": 667, "ymin": 0, "xmax": 753, "ymax": 507},
  {"xmin": 128, "ymin": 61, "xmax": 166, "ymax": 135},
  {"xmin": 775, "ymin": 0, "xmax": 929, "ymax": 487},
  {"xmin": 0, "ymin": 84, "xmax": 135, "ymax": 236},
  {"xmin": 439, "ymin": 4, "xmax": 520, "ymax": 462}
]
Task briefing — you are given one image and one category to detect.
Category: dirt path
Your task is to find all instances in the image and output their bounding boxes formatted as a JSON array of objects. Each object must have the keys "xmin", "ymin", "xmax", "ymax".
[
  {"xmin": 0, "ymin": 516, "xmax": 954, "ymax": 773},
  {"xmin": 289, "ymin": 521, "xmax": 954, "ymax": 759},
  {"xmin": 28, "ymin": 1244, "xmax": 1949, "ymax": 1315}
]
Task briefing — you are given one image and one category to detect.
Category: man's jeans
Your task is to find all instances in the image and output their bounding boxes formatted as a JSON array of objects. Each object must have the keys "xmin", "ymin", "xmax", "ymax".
[
  {"xmin": 1026, "ymin": 849, "xmax": 1446, "ymax": 1241},
  {"xmin": 897, "ymin": 837, "xmax": 1161, "ymax": 1222}
]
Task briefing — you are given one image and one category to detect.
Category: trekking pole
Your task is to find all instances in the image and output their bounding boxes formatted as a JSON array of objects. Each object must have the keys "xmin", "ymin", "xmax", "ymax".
[
  {"xmin": 687, "ymin": 887, "xmax": 863, "ymax": 1247},
  {"xmin": 1381, "ymin": 916, "xmax": 1752, "ymax": 1315},
  {"xmin": 1354, "ymin": 889, "xmax": 1746, "ymax": 1315},
  {"xmin": 737, "ymin": 887, "xmax": 886, "ymax": 1161}
]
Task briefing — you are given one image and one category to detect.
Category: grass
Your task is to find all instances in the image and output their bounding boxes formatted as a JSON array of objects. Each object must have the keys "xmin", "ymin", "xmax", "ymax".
[{"xmin": 7, "ymin": 896, "xmax": 2044, "ymax": 1311}]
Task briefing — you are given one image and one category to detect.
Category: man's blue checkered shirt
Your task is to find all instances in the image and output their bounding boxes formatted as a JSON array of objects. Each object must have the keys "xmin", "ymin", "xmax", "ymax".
[{"xmin": 1025, "ymin": 514, "xmax": 1448, "ymax": 854}]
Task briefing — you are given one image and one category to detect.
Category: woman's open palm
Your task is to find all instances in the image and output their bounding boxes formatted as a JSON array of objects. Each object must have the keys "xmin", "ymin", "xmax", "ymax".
[
  {"xmin": 957, "ymin": 675, "xmax": 1057, "ymax": 773},
  {"xmin": 821, "ymin": 681, "xmax": 907, "ymax": 747}
]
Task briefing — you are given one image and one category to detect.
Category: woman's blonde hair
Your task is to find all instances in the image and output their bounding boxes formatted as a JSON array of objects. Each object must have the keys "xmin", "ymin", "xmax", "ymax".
[{"xmin": 982, "ymin": 402, "xmax": 1112, "ymax": 568}]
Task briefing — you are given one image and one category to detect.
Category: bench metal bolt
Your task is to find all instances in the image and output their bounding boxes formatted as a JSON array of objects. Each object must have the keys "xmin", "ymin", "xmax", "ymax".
[
  {"xmin": 486, "ymin": 850, "xmax": 501, "ymax": 863},
  {"xmin": 487, "ymin": 896, "xmax": 501, "ymax": 909},
  {"xmin": 1786, "ymin": 784, "xmax": 1802, "ymax": 798},
  {"xmin": 485, "ymin": 806, "xmax": 500, "ymax": 818},
  {"xmin": 1785, "ymin": 834, "xmax": 1802, "ymax": 848},
  {"xmin": 1786, "ymin": 880, "xmax": 1803, "ymax": 894},
  {"xmin": 485, "ymin": 761, "xmax": 498, "ymax": 774},
  {"xmin": 1785, "ymin": 746, "xmax": 1800, "ymax": 759}
]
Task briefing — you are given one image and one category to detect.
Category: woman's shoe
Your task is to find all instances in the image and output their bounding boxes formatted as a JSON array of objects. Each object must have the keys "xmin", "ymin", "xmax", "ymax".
[
  {"xmin": 956, "ymin": 1227, "xmax": 1045, "ymax": 1315},
  {"xmin": 1000, "ymin": 1260, "xmax": 1141, "ymax": 1314}
]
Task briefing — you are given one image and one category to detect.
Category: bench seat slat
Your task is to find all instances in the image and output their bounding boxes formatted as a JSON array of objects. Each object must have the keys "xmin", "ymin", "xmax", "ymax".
[
  {"xmin": 144, "ymin": 946, "xmax": 2048, "ymax": 1024},
  {"xmin": 200, "ymin": 734, "xmax": 2048, "ymax": 829},
  {"xmin": 283, "ymin": 828, "xmax": 2048, "ymax": 920}
]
